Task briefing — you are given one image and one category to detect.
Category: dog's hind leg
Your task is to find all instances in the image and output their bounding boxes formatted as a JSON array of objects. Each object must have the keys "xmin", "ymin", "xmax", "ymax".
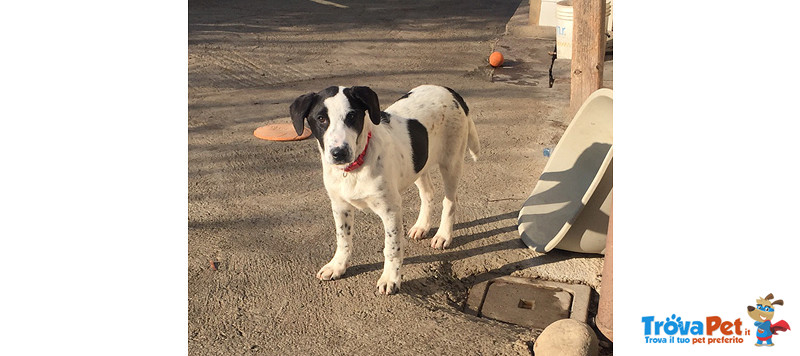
[
  {"xmin": 431, "ymin": 150, "xmax": 464, "ymax": 249},
  {"xmin": 316, "ymin": 198, "xmax": 354, "ymax": 281},
  {"xmin": 408, "ymin": 172, "xmax": 434, "ymax": 240}
]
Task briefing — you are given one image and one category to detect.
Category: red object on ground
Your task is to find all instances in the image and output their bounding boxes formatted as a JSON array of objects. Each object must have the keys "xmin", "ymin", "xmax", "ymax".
[{"xmin": 489, "ymin": 51, "xmax": 504, "ymax": 67}]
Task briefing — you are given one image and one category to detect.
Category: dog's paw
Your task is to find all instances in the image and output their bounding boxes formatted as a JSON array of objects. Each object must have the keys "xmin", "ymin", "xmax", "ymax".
[
  {"xmin": 316, "ymin": 262, "xmax": 346, "ymax": 281},
  {"xmin": 407, "ymin": 225, "xmax": 430, "ymax": 240},
  {"xmin": 376, "ymin": 273, "xmax": 401, "ymax": 295},
  {"xmin": 430, "ymin": 234, "xmax": 452, "ymax": 250}
]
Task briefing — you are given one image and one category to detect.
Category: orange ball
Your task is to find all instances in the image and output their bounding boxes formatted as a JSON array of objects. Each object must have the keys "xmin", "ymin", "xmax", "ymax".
[{"xmin": 489, "ymin": 51, "xmax": 504, "ymax": 67}]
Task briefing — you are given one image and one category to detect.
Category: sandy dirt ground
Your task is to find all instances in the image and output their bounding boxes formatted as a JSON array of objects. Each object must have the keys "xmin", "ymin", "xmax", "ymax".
[{"xmin": 189, "ymin": 0, "xmax": 605, "ymax": 354}]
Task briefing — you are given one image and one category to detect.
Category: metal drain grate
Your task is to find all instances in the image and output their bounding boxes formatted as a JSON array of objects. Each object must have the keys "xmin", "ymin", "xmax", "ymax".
[{"xmin": 464, "ymin": 276, "xmax": 590, "ymax": 329}]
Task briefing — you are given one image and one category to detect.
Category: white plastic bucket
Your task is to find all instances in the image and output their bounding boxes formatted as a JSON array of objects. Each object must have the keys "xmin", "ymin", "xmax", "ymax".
[
  {"xmin": 555, "ymin": 1, "xmax": 574, "ymax": 59},
  {"xmin": 555, "ymin": 0, "xmax": 612, "ymax": 60},
  {"xmin": 538, "ymin": 0, "xmax": 561, "ymax": 27}
]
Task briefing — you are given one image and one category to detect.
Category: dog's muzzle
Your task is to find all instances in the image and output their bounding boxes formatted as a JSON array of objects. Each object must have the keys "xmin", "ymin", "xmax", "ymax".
[{"xmin": 330, "ymin": 144, "xmax": 352, "ymax": 164}]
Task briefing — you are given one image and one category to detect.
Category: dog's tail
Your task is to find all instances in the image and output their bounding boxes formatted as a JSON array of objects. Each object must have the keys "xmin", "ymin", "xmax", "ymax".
[{"xmin": 467, "ymin": 116, "xmax": 480, "ymax": 161}]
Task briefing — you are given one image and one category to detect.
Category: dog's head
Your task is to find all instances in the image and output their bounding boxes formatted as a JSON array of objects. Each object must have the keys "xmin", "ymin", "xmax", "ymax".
[
  {"xmin": 290, "ymin": 86, "xmax": 381, "ymax": 166},
  {"xmin": 747, "ymin": 293, "xmax": 783, "ymax": 322}
]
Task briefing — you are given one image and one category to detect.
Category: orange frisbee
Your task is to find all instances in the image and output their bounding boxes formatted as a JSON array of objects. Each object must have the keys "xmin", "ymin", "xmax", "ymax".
[{"xmin": 254, "ymin": 123, "xmax": 312, "ymax": 141}]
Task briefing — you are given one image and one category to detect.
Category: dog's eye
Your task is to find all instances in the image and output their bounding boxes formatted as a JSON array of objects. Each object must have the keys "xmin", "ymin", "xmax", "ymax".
[
  {"xmin": 344, "ymin": 111, "xmax": 356, "ymax": 126},
  {"xmin": 317, "ymin": 115, "xmax": 328, "ymax": 123}
]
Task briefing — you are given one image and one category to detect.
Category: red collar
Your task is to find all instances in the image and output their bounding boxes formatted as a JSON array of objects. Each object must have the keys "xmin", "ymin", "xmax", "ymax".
[{"xmin": 343, "ymin": 131, "xmax": 371, "ymax": 172}]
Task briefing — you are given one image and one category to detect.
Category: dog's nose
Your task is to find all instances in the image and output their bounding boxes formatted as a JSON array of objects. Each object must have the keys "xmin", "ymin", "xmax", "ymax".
[
  {"xmin": 748, "ymin": 306, "xmax": 755, "ymax": 312},
  {"xmin": 330, "ymin": 145, "xmax": 350, "ymax": 163}
]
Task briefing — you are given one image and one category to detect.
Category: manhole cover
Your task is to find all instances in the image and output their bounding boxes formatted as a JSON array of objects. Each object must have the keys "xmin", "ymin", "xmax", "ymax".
[{"xmin": 464, "ymin": 276, "xmax": 590, "ymax": 329}]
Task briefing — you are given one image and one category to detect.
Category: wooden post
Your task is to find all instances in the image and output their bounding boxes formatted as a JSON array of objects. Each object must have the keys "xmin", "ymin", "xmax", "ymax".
[
  {"xmin": 529, "ymin": 0, "xmax": 542, "ymax": 26},
  {"xmin": 570, "ymin": 0, "xmax": 607, "ymax": 116},
  {"xmin": 597, "ymin": 194, "xmax": 613, "ymax": 341}
]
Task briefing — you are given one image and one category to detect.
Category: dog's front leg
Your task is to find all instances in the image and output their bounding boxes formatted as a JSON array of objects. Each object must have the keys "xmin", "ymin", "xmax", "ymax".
[
  {"xmin": 369, "ymin": 195, "xmax": 404, "ymax": 295},
  {"xmin": 316, "ymin": 198, "xmax": 354, "ymax": 281}
]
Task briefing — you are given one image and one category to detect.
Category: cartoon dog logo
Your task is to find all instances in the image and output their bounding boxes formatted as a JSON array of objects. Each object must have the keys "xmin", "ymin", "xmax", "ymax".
[{"xmin": 747, "ymin": 293, "xmax": 791, "ymax": 346}]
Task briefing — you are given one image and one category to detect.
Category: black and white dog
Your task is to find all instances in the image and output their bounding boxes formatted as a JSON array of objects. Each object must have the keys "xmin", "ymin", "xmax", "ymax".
[{"xmin": 290, "ymin": 85, "xmax": 479, "ymax": 294}]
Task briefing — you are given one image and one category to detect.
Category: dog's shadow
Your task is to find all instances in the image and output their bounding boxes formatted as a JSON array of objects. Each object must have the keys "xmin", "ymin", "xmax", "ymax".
[{"xmin": 345, "ymin": 211, "xmax": 579, "ymax": 286}]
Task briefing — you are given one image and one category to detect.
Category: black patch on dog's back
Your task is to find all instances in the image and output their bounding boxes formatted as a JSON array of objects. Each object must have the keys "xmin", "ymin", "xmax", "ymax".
[
  {"xmin": 407, "ymin": 119, "xmax": 428, "ymax": 173},
  {"xmin": 398, "ymin": 91, "xmax": 412, "ymax": 100},
  {"xmin": 380, "ymin": 111, "xmax": 391, "ymax": 124},
  {"xmin": 444, "ymin": 87, "xmax": 469, "ymax": 116}
]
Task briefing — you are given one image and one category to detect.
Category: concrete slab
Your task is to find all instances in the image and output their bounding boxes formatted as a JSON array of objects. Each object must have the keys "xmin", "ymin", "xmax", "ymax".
[
  {"xmin": 481, "ymin": 280, "xmax": 572, "ymax": 327},
  {"xmin": 491, "ymin": 39, "xmax": 555, "ymax": 87},
  {"xmin": 491, "ymin": 0, "xmax": 556, "ymax": 87},
  {"xmin": 464, "ymin": 276, "xmax": 591, "ymax": 329}
]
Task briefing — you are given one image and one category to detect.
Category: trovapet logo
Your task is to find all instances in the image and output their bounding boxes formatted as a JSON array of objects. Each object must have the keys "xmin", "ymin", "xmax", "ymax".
[
  {"xmin": 641, "ymin": 292, "xmax": 792, "ymax": 347},
  {"xmin": 641, "ymin": 315, "xmax": 746, "ymax": 345}
]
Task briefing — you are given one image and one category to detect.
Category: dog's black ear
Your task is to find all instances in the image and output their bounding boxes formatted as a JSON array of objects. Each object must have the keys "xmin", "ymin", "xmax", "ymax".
[
  {"xmin": 290, "ymin": 93, "xmax": 316, "ymax": 136},
  {"xmin": 773, "ymin": 299, "xmax": 784, "ymax": 306},
  {"xmin": 350, "ymin": 86, "xmax": 381, "ymax": 125}
]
